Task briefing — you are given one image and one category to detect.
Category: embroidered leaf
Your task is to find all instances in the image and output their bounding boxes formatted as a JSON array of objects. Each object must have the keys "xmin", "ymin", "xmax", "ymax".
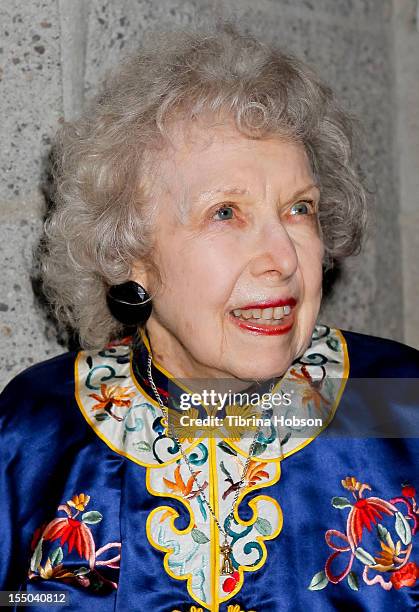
[
  {"xmin": 30, "ymin": 537, "xmax": 43, "ymax": 572},
  {"xmin": 326, "ymin": 337, "xmax": 339, "ymax": 352},
  {"xmin": 377, "ymin": 523, "xmax": 394, "ymax": 550},
  {"xmin": 354, "ymin": 547, "xmax": 376, "ymax": 566},
  {"xmin": 82, "ymin": 511, "xmax": 103, "ymax": 525},
  {"xmin": 386, "ymin": 534, "xmax": 396, "ymax": 551},
  {"xmin": 217, "ymin": 441, "xmax": 237, "ymax": 456},
  {"xmin": 220, "ymin": 461, "xmax": 232, "ymax": 479},
  {"xmin": 308, "ymin": 570, "xmax": 328, "ymax": 590},
  {"xmin": 94, "ymin": 412, "xmax": 110, "ymax": 422},
  {"xmin": 331, "ymin": 496, "xmax": 352, "ymax": 509},
  {"xmin": 135, "ymin": 441, "xmax": 151, "ymax": 452},
  {"xmin": 347, "ymin": 571, "xmax": 359, "ymax": 591},
  {"xmin": 145, "ymin": 403, "xmax": 157, "ymax": 418},
  {"xmin": 74, "ymin": 566, "xmax": 90, "ymax": 576},
  {"xmin": 395, "ymin": 511, "xmax": 412, "ymax": 545},
  {"xmin": 280, "ymin": 432, "xmax": 291, "ymax": 447},
  {"xmin": 376, "ymin": 523, "xmax": 395, "ymax": 549},
  {"xmin": 252, "ymin": 441, "xmax": 268, "ymax": 456},
  {"xmin": 191, "ymin": 527, "xmax": 210, "ymax": 544},
  {"xmin": 187, "ymin": 442, "xmax": 208, "ymax": 466},
  {"xmin": 255, "ymin": 517, "xmax": 272, "ymax": 536},
  {"xmin": 124, "ymin": 415, "xmax": 144, "ymax": 432},
  {"xmin": 376, "ymin": 523, "xmax": 388, "ymax": 543},
  {"xmin": 50, "ymin": 547, "xmax": 63, "ymax": 566},
  {"xmin": 86, "ymin": 356, "xmax": 93, "ymax": 369},
  {"xmin": 197, "ymin": 495, "xmax": 207, "ymax": 521}
]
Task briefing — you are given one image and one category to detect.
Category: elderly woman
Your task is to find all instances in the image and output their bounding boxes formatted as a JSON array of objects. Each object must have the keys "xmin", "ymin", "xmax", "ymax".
[{"xmin": 0, "ymin": 26, "xmax": 418, "ymax": 612}]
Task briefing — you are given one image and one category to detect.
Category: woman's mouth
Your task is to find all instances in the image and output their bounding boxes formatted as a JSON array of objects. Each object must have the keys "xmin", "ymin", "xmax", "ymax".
[{"xmin": 229, "ymin": 301, "xmax": 296, "ymax": 335}]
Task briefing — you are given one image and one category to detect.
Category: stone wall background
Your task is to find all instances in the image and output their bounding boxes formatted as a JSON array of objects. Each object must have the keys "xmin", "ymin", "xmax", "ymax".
[{"xmin": 0, "ymin": 0, "xmax": 417, "ymax": 390}]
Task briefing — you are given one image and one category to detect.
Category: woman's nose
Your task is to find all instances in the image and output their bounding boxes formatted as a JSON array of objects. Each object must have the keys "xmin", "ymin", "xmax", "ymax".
[{"xmin": 248, "ymin": 220, "xmax": 298, "ymax": 281}]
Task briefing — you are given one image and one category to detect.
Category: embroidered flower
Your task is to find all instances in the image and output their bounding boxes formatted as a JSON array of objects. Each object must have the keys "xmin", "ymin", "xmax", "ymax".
[
  {"xmin": 38, "ymin": 558, "xmax": 75, "ymax": 580},
  {"xmin": 341, "ymin": 476, "xmax": 369, "ymax": 494},
  {"xmin": 246, "ymin": 461, "xmax": 270, "ymax": 488},
  {"xmin": 29, "ymin": 492, "xmax": 121, "ymax": 592},
  {"xmin": 221, "ymin": 459, "xmax": 270, "ymax": 500},
  {"xmin": 350, "ymin": 497, "xmax": 394, "ymax": 546},
  {"xmin": 67, "ymin": 493, "xmax": 90, "ymax": 512},
  {"xmin": 89, "ymin": 383, "xmax": 135, "ymax": 421},
  {"xmin": 373, "ymin": 538, "xmax": 401, "ymax": 570},
  {"xmin": 390, "ymin": 562, "xmax": 419, "ymax": 589},
  {"xmin": 309, "ymin": 477, "xmax": 418, "ymax": 593},
  {"xmin": 163, "ymin": 464, "xmax": 208, "ymax": 499},
  {"xmin": 43, "ymin": 517, "xmax": 95, "ymax": 561},
  {"xmin": 338, "ymin": 477, "xmax": 394, "ymax": 546},
  {"xmin": 289, "ymin": 364, "xmax": 330, "ymax": 414}
]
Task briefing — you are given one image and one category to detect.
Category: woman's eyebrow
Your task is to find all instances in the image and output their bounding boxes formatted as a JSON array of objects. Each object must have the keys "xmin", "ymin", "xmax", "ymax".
[
  {"xmin": 197, "ymin": 186, "xmax": 249, "ymax": 202},
  {"xmin": 197, "ymin": 183, "xmax": 320, "ymax": 202},
  {"xmin": 287, "ymin": 183, "xmax": 320, "ymax": 200}
]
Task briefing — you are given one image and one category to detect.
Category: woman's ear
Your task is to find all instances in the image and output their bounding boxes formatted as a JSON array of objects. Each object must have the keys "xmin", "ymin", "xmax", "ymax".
[
  {"xmin": 130, "ymin": 262, "xmax": 151, "ymax": 291},
  {"xmin": 131, "ymin": 252, "xmax": 163, "ymax": 298}
]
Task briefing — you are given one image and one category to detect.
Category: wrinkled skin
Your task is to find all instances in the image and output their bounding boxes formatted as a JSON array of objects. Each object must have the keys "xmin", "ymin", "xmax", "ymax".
[{"xmin": 133, "ymin": 120, "xmax": 324, "ymax": 389}]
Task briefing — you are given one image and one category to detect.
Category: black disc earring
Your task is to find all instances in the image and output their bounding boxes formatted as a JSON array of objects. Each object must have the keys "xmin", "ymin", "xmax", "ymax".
[{"xmin": 106, "ymin": 281, "xmax": 153, "ymax": 326}]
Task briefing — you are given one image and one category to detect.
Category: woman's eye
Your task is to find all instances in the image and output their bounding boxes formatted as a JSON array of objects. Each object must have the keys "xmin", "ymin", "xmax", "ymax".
[
  {"xmin": 212, "ymin": 205, "xmax": 235, "ymax": 221},
  {"xmin": 289, "ymin": 201, "xmax": 313, "ymax": 216}
]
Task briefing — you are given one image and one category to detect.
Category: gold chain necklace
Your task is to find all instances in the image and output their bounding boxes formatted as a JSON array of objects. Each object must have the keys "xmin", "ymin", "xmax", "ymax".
[{"xmin": 146, "ymin": 351, "xmax": 261, "ymax": 576}]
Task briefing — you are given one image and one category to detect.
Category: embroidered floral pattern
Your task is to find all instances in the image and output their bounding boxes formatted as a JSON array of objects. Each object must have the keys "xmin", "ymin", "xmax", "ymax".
[
  {"xmin": 309, "ymin": 478, "xmax": 418, "ymax": 592},
  {"xmin": 289, "ymin": 364, "xmax": 331, "ymax": 416},
  {"xmin": 74, "ymin": 325, "xmax": 348, "ymax": 610},
  {"xmin": 221, "ymin": 459, "xmax": 269, "ymax": 500},
  {"xmin": 89, "ymin": 382, "xmax": 135, "ymax": 422},
  {"xmin": 76, "ymin": 325, "xmax": 347, "ymax": 465},
  {"xmin": 28, "ymin": 493, "xmax": 121, "ymax": 592},
  {"xmin": 146, "ymin": 442, "xmax": 282, "ymax": 608},
  {"xmin": 163, "ymin": 464, "xmax": 208, "ymax": 500}
]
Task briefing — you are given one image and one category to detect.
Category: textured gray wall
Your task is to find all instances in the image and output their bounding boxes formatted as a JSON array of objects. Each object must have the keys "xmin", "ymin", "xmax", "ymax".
[
  {"xmin": 0, "ymin": 0, "xmax": 411, "ymax": 390},
  {"xmin": 393, "ymin": 0, "xmax": 419, "ymax": 355}
]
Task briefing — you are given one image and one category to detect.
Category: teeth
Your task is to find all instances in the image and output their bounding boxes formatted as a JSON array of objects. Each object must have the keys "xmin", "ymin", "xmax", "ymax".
[
  {"xmin": 232, "ymin": 305, "xmax": 292, "ymax": 321},
  {"xmin": 241, "ymin": 310, "xmax": 253, "ymax": 320},
  {"xmin": 273, "ymin": 307, "xmax": 284, "ymax": 319},
  {"xmin": 261, "ymin": 308, "xmax": 273, "ymax": 319}
]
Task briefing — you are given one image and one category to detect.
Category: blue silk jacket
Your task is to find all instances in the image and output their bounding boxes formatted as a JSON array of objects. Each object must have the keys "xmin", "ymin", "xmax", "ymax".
[{"xmin": 0, "ymin": 325, "xmax": 418, "ymax": 611}]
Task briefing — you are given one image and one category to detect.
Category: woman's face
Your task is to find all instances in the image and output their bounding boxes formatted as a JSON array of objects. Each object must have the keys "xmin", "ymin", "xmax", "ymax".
[{"xmin": 135, "ymin": 120, "xmax": 324, "ymax": 384}]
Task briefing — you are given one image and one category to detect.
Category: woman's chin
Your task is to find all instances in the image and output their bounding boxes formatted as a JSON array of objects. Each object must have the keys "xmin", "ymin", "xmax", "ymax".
[{"xmin": 226, "ymin": 357, "xmax": 294, "ymax": 383}]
